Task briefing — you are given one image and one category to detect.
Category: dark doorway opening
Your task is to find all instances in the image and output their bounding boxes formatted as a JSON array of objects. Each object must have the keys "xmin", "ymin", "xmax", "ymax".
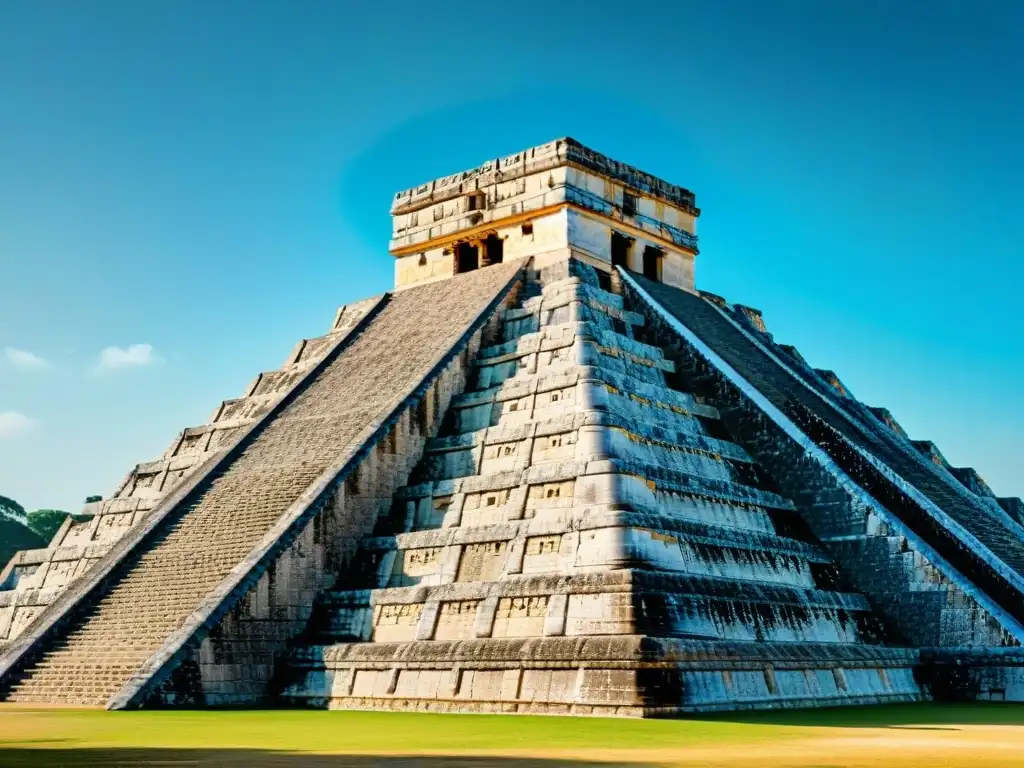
[
  {"xmin": 611, "ymin": 232, "xmax": 632, "ymax": 270},
  {"xmin": 642, "ymin": 245, "xmax": 663, "ymax": 281},
  {"xmin": 622, "ymin": 192, "xmax": 638, "ymax": 217},
  {"xmin": 484, "ymin": 234, "xmax": 504, "ymax": 266},
  {"xmin": 455, "ymin": 242, "xmax": 479, "ymax": 273}
]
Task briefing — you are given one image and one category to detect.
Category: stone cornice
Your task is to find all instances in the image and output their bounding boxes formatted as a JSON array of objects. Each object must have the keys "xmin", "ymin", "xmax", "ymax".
[{"xmin": 391, "ymin": 137, "xmax": 699, "ymax": 217}]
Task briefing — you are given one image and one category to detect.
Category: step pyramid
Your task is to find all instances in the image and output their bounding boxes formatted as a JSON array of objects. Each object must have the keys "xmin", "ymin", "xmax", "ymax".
[
  {"xmin": 0, "ymin": 293, "xmax": 384, "ymax": 650},
  {"xmin": 0, "ymin": 261, "xmax": 525, "ymax": 707},
  {"xmin": 1, "ymin": 137, "xmax": 1022, "ymax": 713},
  {"xmin": 276, "ymin": 259, "xmax": 922, "ymax": 715}
]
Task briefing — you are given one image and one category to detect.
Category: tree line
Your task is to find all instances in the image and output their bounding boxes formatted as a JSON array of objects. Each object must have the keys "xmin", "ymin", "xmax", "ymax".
[{"xmin": 0, "ymin": 495, "xmax": 78, "ymax": 570}]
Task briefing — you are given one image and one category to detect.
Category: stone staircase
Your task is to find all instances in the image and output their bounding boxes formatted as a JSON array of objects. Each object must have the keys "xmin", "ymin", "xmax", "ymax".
[
  {"xmin": 0, "ymin": 296, "xmax": 384, "ymax": 652},
  {"xmin": 278, "ymin": 261, "xmax": 923, "ymax": 715},
  {"xmin": 6, "ymin": 256, "xmax": 1015, "ymax": 711},
  {"xmin": 0, "ymin": 261, "xmax": 525, "ymax": 707},
  {"xmin": 621, "ymin": 269, "xmax": 1024, "ymax": 699}
]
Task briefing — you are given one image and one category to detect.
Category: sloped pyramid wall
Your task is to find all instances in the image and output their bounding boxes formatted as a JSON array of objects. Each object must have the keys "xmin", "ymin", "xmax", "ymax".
[
  {"xmin": 4, "ymin": 255, "xmax": 1020, "ymax": 712},
  {"xmin": 0, "ymin": 262, "xmax": 525, "ymax": 707},
  {"xmin": 279, "ymin": 260, "xmax": 922, "ymax": 715},
  {"xmin": 0, "ymin": 296, "xmax": 382, "ymax": 648},
  {"xmin": 622, "ymin": 269, "xmax": 1024, "ymax": 701}
]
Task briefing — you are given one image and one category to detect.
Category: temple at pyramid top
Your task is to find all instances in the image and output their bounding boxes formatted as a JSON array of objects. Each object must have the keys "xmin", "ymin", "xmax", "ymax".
[{"xmin": 389, "ymin": 137, "xmax": 700, "ymax": 291}]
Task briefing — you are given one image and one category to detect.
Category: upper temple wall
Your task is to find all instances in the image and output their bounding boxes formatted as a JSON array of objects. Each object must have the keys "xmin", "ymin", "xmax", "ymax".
[{"xmin": 389, "ymin": 138, "xmax": 700, "ymax": 292}]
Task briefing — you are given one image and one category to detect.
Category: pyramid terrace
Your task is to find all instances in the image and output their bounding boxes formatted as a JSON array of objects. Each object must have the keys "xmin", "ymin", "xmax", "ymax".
[{"xmin": 1, "ymin": 138, "xmax": 1022, "ymax": 714}]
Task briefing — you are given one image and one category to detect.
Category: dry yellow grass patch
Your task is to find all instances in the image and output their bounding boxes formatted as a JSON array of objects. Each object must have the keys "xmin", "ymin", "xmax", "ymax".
[{"xmin": 0, "ymin": 703, "xmax": 1022, "ymax": 766}]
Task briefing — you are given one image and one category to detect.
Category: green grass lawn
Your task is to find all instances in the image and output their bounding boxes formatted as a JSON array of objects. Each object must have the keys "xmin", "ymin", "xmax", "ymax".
[{"xmin": 1, "ymin": 703, "xmax": 1023, "ymax": 767}]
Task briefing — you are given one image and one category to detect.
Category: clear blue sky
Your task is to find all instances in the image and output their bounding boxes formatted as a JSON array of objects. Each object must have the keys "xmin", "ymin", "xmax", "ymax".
[{"xmin": 1, "ymin": 1, "xmax": 1021, "ymax": 512}]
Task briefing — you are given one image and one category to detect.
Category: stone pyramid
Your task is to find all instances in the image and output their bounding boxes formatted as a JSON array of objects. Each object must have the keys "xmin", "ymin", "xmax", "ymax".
[{"xmin": 2, "ymin": 138, "xmax": 1022, "ymax": 714}]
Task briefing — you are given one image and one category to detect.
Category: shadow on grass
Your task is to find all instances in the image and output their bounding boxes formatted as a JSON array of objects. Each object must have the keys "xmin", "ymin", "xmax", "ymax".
[
  {"xmin": 693, "ymin": 701, "xmax": 1024, "ymax": 729},
  {"xmin": 0, "ymin": 751, "xmax": 642, "ymax": 768}
]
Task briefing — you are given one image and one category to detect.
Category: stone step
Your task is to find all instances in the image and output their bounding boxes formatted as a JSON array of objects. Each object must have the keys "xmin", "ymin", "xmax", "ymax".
[
  {"xmin": 279, "ymin": 634, "xmax": 922, "ymax": 715},
  {"xmin": 1, "ymin": 263, "xmax": 524, "ymax": 705},
  {"xmin": 329, "ymin": 571, "xmax": 874, "ymax": 612},
  {"xmin": 313, "ymin": 572, "xmax": 886, "ymax": 646},
  {"xmin": 477, "ymin": 321, "xmax": 667, "ymax": 369},
  {"xmin": 423, "ymin": 413, "xmax": 753, "ymax": 464}
]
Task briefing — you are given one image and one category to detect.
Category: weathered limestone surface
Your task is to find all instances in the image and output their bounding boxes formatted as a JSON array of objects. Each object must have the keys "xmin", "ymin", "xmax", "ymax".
[
  {"xmin": 1, "ymin": 139, "xmax": 1017, "ymax": 714},
  {"xmin": 623, "ymin": 270, "xmax": 1024, "ymax": 700},
  {"xmin": 278, "ymin": 260, "xmax": 923, "ymax": 715},
  {"xmin": 0, "ymin": 262, "xmax": 524, "ymax": 706},
  {"xmin": 389, "ymin": 138, "xmax": 699, "ymax": 292},
  {"xmin": 0, "ymin": 296, "xmax": 384, "ymax": 651}
]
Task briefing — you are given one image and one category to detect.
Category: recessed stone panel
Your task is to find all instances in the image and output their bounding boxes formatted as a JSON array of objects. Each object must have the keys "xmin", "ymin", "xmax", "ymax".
[
  {"xmin": 372, "ymin": 604, "xmax": 424, "ymax": 643},
  {"xmin": 461, "ymin": 489, "xmax": 512, "ymax": 527},
  {"xmin": 491, "ymin": 596, "xmax": 550, "ymax": 638},
  {"xmin": 434, "ymin": 600, "xmax": 482, "ymax": 641},
  {"xmin": 521, "ymin": 536, "xmax": 564, "ymax": 574},
  {"xmin": 531, "ymin": 432, "xmax": 577, "ymax": 463},
  {"xmin": 456, "ymin": 542, "xmax": 507, "ymax": 583},
  {"xmin": 388, "ymin": 547, "xmax": 443, "ymax": 587},
  {"xmin": 525, "ymin": 481, "xmax": 575, "ymax": 515}
]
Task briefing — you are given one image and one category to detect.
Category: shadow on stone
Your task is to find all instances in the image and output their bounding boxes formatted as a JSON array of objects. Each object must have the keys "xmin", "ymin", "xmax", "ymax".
[{"xmin": 0, "ymin": 750, "xmax": 639, "ymax": 768}]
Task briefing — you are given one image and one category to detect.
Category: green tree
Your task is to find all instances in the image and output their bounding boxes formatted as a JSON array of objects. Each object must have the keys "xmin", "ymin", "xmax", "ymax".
[
  {"xmin": 27, "ymin": 509, "xmax": 74, "ymax": 541},
  {"xmin": 0, "ymin": 495, "xmax": 44, "ymax": 570},
  {"xmin": 0, "ymin": 494, "xmax": 27, "ymax": 521}
]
